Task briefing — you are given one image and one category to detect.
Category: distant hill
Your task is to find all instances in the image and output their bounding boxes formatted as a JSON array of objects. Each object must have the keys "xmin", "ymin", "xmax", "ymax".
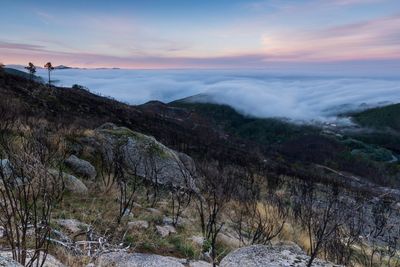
[
  {"xmin": 54, "ymin": 65, "xmax": 72, "ymax": 69},
  {"xmin": 352, "ymin": 103, "xmax": 400, "ymax": 132},
  {"xmin": 170, "ymin": 96, "xmax": 318, "ymax": 146}
]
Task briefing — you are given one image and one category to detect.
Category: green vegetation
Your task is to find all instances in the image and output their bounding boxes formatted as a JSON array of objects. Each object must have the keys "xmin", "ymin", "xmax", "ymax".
[
  {"xmin": 171, "ymin": 99, "xmax": 400, "ymax": 188},
  {"xmin": 171, "ymin": 101, "xmax": 318, "ymax": 145},
  {"xmin": 343, "ymin": 138, "xmax": 395, "ymax": 162},
  {"xmin": 353, "ymin": 103, "xmax": 400, "ymax": 132}
]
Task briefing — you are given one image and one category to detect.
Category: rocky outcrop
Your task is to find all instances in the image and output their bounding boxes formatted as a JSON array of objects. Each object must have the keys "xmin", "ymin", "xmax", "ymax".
[
  {"xmin": 83, "ymin": 123, "xmax": 197, "ymax": 191},
  {"xmin": 94, "ymin": 251, "xmax": 186, "ymax": 267},
  {"xmin": 219, "ymin": 244, "xmax": 342, "ymax": 267},
  {"xmin": 65, "ymin": 155, "xmax": 96, "ymax": 179}
]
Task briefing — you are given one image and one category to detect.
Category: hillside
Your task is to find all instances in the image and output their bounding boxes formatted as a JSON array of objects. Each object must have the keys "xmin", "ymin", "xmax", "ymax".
[
  {"xmin": 4, "ymin": 67, "xmax": 44, "ymax": 82},
  {"xmin": 0, "ymin": 70, "xmax": 255, "ymax": 166},
  {"xmin": 0, "ymin": 69, "xmax": 399, "ymax": 267},
  {"xmin": 171, "ymin": 97, "xmax": 400, "ymax": 188},
  {"xmin": 171, "ymin": 98, "xmax": 319, "ymax": 145},
  {"xmin": 353, "ymin": 103, "xmax": 400, "ymax": 132}
]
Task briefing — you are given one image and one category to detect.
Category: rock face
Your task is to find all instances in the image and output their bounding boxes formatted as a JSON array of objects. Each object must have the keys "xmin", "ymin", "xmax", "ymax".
[
  {"xmin": 65, "ymin": 155, "xmax": 96, "ymax": 179},
  {"xmin": 85, "ymin": 123, "xmax": 197, "ymax": 191},
  {"xmin": 94, "ymin": 251, "xmax": 186, "ymax": 267},
  {"xmin": 219, "ymin": 244, "xmax": 342, "ymax": 267}
]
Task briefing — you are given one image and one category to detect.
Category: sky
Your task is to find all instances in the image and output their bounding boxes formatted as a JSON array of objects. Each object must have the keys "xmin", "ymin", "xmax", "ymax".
[{"xmin": 1, "ymin": 0, "xmax": 400, "ymax": 70}]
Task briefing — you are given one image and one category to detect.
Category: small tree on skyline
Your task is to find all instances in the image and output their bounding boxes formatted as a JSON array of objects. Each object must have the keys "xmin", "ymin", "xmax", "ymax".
[
  {"xmin": 44, "ymin": 62, "xmax": 54, "ymax": 86},
  {"xmin": 0, "ymin": 63, "xmax": 3, "ymax": 78},
  {"xmin": 25, "ymin": 62, "xmax": 36, "ymax": 81}
]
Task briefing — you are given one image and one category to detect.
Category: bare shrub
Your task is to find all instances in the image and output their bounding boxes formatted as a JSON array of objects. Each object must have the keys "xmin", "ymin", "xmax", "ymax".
[
  {"xmin": 195, "ymin": 162, "xmax": 237, "ymax": 266},
  {"xmin": 292, "ymin": 182, "xmax": 343, "ymax": 267},
  {"xmin": 0, "ymin": 125, "xmax": 64, "ymax": 266}
]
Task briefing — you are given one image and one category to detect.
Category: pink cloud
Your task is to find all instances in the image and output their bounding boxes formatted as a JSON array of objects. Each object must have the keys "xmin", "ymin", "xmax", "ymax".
[{"xmin": 261, "ymin": 14, "xmax": 400, "ymax": 61}]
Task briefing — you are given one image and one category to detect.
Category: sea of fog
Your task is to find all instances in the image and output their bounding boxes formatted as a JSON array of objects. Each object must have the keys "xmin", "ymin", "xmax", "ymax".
[{"xmin": 17, "ymin": 67, "xmax": 400, "ymax": 123}]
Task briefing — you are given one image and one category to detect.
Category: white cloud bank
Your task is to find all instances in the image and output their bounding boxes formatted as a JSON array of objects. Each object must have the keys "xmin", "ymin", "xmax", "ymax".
[{"xmin": 19, "ymin": 68, "xmax": 400, "ymax": 123}]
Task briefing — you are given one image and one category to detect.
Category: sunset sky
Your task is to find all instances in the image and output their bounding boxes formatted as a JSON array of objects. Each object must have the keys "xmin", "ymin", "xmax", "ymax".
[{"xmin": 1, "ymin": 0, "xmax": 400, "ymax": 69}]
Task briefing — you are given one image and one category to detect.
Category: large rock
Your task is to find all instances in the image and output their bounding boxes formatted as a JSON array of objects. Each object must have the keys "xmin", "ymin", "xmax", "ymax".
[
  {"xmin": 49, "ymin": 170, "xmax": 88, "ymax": 194},
  {"xmin": 219, "ymin": 244, "xmax": 342, "ymax": 267},
  {"xmin": 65, "ymin": 155, "xmax": 96, "ymax": 179},
  {"xmin": 0, "ymin": 251, "xmax": 65, "ymax": 267},
  {"xmin": 63, "ymin": 173, "xmax": 88, "ymax": 194},
  {"xmin": 94, "ymin": 251, "xmax": 186, "ymax": 267},
  {"xmin": 0, "ymin": 255, "xmax": 21, "ymax": 267},
  {"xmin": 86, "ymin": 124, "xmax": 197, "ymax": 191}
]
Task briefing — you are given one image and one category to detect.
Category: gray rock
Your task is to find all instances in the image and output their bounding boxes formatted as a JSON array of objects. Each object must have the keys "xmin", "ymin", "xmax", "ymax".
[
  {"xmin": 162, "ymin": 216, "xmax": 186, "ymax": 227},
  {"xmin": 48, "ymin": 170, "xmax": 88, "ymax": 194},
  {"xmin": 121, "ymin": 208, "xmax": 134, "ymax": 219},
  {"xmin": 189, "ymin": 261, "xmax": 212, "ymax": 267},
  {"xmin": 219, "ymin": 244, "xmax": 342, "ymax": 267},
  {"xmin": 156, "ymin": 225, "xmax": 176, "ymax": 237},
  {"xmin": 63, "ymin": 173, "xmax": 88, "ymax": 194},
  {"xmin": 0, "ymin": 159, "xmax": 12, "ymax": 178},
  {"xmin": 55, "ymin": 219, "xmax": 90, "ymax": 234},
  {"xmin": 91, "ymin": 124, "xmax": 197, "ymax": 191},
  {"xmin": 177, "ymin": 152, "xmax": 196, "ymax": 176},
  {"xmin": 94, "ymin": 251, "xmax": 185, "ymax": 267},
  {"xmin": 65, "ymin": 155, "xmax": 96, "ymax": 179},
  {"xmin": 162, "ymin": 216, "xmax": 174, "ymax": 225},
  {"xmin": 0, "ymin": 255, "xmax": 22, "ymax": 267},
  {"xmin": 127, "ymin": 220, "xmax": 149, "ymax": 230},
  {"xmin": 0, "ymin": 251, "xmax": 65, "ymax": 267}
]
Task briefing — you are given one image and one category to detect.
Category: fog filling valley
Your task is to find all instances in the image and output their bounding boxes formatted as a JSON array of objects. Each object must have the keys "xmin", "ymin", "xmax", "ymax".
[{"xmin": 22, "ymin": 68, "xmax": 400, "ymax": 123}]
